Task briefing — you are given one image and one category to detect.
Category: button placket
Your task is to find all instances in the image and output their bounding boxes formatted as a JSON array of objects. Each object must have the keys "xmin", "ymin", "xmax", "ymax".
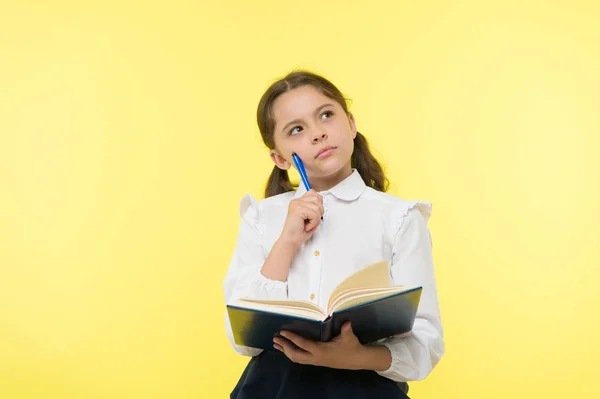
[
  {"xmin": 322, "ymin": 194, "xmax": 329, "ymax": 219},
  {"xmin": 308, "ymin": 192, "xmax": 330, "ymax": 304},
  {"xmin": 308, "ymin": 236, "xmax": 323, "ymax": 304}
]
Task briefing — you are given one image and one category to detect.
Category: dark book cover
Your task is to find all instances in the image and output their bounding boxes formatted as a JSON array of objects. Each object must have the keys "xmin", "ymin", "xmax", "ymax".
[{"xmin": 227, "ymin": 287, "xmax": 422, "ymax": 350}]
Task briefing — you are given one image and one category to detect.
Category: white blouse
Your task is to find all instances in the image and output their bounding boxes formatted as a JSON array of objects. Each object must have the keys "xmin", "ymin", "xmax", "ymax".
[{"xmin": 223, "ymin": 169, "xmax": 444, "ymax": 382}]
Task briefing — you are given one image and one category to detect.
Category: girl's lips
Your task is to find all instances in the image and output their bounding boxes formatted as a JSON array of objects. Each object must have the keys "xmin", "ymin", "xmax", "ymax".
[{"xmin": 316, "ymin": 147, "xmax": 336, "ymax": 159}]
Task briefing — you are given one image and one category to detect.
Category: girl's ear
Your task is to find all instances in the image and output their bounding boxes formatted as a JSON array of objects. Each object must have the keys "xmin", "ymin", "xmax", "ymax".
[
  {"xmin": 348, "ymin": 112, "xmax": 357, "ymax": 139},
  {"xmin": 270, "ymin": 149, "xmax": 291, "ymax": 170}
]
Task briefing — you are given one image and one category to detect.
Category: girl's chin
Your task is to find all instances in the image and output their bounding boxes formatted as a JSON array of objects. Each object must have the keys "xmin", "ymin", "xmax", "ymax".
[{"xmin": 311, "ymin": 158, "xmax": 350, "ymax": 177}]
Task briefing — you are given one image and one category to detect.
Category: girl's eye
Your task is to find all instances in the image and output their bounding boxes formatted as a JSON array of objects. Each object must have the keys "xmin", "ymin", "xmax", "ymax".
[
  {"xmin": 290, "ymin": 126, "xmax": 302, "ymax": 136},
  {"xmin": 321, "ymin": 111, "xmax": 333, "ymax": 120}
]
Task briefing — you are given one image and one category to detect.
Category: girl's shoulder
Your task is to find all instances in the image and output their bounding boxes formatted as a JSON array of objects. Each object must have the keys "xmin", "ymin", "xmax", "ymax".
[
  {"xmin": 238, "ymin": 190, "xmax": 296, "ymax": 220},
  {"xmin": 362, "ymin": 187, "xmax": 432, "ymax": 224}
]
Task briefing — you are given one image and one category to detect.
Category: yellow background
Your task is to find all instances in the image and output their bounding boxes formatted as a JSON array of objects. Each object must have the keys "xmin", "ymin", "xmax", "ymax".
[{"xmin": 1, "ymin": 0, "xmax": 599, "ymax": 398}]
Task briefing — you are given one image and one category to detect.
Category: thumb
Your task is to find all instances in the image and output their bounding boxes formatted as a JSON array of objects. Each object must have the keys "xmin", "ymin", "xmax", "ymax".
[
  {"xmin": 342, "ymin": 322, "xmax": 353, "ymax": 336},
  {"xmin": 304, "ymin": 213, "xmax": 320, "ymax": 233},
  {"xmin": 305, "ymin": 218, "xmax": 317, "ymax": 232}
]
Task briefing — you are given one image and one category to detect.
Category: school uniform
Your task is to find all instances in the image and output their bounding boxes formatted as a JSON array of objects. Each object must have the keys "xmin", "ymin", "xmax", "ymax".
[{"xmin": 223, "ymin": 169, "xmax": 444, "ymax": 398}]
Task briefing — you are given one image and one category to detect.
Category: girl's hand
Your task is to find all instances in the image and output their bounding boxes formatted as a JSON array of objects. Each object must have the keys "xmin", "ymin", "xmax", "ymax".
[
  {"xmin": 279, "ymin": 189, "xmax": 324, "ymax": 247},
  {"xmin": 273, "ymin": 322, "xmax": 366, "ymax": 370}
]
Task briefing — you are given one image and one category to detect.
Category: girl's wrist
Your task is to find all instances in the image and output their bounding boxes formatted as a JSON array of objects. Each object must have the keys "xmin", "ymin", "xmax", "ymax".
[
  {"xmin": 275, "ymin": 236, "xmax": 301, "ymax": 252},
  {"xmin": 260, "ymin": 237, "xmax": 299, "ymax": 282},
  {"xmin": 352, "ymin": 344, "xmax": 392, "ymax": 372}
]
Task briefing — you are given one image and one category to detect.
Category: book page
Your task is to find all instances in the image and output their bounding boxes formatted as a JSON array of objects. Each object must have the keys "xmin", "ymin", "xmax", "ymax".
[
  {"xmin": 231, "ymin": 298, "xmax": 326, "ymax": 320},
  {"xmin": 327, "ymin": 260, "xmax": 391, "ymax": 312},
  {"xmin": 330, "ymin": 287, "xmax": 408, "ymax": 313},
  {"xmin": 331, "ymin": 286, "xmax": 404, "ymax": 305}
]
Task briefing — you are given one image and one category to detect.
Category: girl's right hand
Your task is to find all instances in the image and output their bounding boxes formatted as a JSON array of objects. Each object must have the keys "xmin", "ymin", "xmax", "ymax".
[{"xmin": 280, "ymin": 190, "xmax": 324, "ymax": 247}]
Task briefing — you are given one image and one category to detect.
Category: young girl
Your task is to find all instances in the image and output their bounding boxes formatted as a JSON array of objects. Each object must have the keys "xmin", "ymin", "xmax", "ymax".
[{"xmin": 223, "ymin": 72, "xmax": 444, "ymax": 398}]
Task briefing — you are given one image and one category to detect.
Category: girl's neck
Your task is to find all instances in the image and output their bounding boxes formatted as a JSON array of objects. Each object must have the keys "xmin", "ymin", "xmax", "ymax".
[{"xmin": 310, "ymin": 163, "xmax": 353, "ymax": 192}]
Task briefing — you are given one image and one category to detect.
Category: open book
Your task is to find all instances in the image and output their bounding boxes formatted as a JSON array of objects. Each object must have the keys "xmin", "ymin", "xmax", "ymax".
[{"xmin": 227, "ymin": 260, "xmax": 422, "ymax": 350}]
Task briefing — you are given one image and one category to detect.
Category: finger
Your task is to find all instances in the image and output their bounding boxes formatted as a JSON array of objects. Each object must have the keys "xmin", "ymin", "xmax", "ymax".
[
  {"xmin": 273, "ymin": 337, "xmax": 289, "ymax": 352},
  {"xmin": 301, "ymin": 194, "xmax": 323, "ymax": 207},
  {"xmin": 274, "ymin": 336, "xmax": 307, "ymax": 351},
  {"xmin": 296, "ymin": 202, "xmax": 324, "ymax": 222},
  {"xmin": 304, "ymin": 189, "xmax": 323, "ymax": 199},
  {"xmin": 280, "ymin": 331, "xmax": 316, "ymax": 353},
  {"xmin": 342, "ymin": 322, "xmax": 353, "ymax": 335},
  {"xmin": 294, "ymin": 193, "xmax": 324, "ymax": 218},
  {"xmin": 276, "ymin": 337, "xmax": 311, "ymax": 364},
  {"xmin": 304, "ymin": 188, "xmax": 321, "ymax": 197},
  {"xmin": 298, "ymin": 205, "xmax": 321, "ymax": 227},
  {"xmin": 332, "ymin": 322, "xmax": 355, "ymax": 342},
  {"xmin": 300, "ymin": 202, "xmax": 324, "ymax": 219},
  {"xmin": 301, "ymin": 197, "xmax": 325, "ymax": 217},
  {"xmin": 304, "ymin": 211, "xmax": 322, "ymax": 232},
  {"xmin": 303, "ymin": 191, "xmax": 324, "ymax": 207},
  {"xmin": 291, "ymin": 200, "xmax": 320, "ymax": 215},
  {"xmin": 300, "ymin": 205, "xmax": 321, "ymax": 221}
]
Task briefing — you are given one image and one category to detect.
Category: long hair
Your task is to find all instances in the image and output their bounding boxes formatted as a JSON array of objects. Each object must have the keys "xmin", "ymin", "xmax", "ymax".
[{"xmin": 256, "ymin": 71, "xmax": 389, "ymax": 198}]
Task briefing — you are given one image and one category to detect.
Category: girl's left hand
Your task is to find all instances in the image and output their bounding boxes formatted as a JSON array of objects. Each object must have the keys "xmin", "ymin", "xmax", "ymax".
[{"xmin": 273, "ymin": 322, "xmax": 365, "ymax": 370}]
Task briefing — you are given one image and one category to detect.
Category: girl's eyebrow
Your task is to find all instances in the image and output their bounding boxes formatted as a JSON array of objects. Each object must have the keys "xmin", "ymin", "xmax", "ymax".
[{"xmin": 279, "ymin": 103, "xmax": 334, "ymax": 133}]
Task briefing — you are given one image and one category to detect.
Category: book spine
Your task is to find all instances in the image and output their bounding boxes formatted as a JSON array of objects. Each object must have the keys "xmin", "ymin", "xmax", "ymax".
[{"xmin": 321, "ymin": 317, "xmax": 333, "ymax": 341}]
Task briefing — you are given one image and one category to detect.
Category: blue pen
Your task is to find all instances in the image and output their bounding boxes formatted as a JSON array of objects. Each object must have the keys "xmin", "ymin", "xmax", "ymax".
[
  {"xmin": 292, "ymin": 153, "xmax": 323, "ymax": 221},
  {"xmin": 292, "ymin": 153, "xmax": 312, "ymax": 191}
]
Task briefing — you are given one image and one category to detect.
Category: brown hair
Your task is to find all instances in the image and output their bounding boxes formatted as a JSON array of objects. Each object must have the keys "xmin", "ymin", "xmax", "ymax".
[{"xmin": 257, "ymin": 71, "xmax": 389, "ymax": 198}]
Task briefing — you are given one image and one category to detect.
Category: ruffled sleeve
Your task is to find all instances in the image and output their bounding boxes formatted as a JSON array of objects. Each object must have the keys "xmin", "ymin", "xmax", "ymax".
[
  {"xmin": 373, "ymin": 200, "xmax": 445, "ymax": 381},
  {"xmin": 223, "ymin": 194, "xmax": 288, "ymax": 356}
]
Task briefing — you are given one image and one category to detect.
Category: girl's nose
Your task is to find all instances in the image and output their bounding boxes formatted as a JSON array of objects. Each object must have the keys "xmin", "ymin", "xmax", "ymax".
[{"xmin": 312, "ymin": 130, "xmax": 327, "ymax": 143}]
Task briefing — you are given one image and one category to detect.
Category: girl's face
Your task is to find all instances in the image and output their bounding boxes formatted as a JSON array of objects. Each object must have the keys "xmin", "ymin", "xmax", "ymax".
[{"xmin": 269, "ymin": 85, "xmax": 357, "ymax": 188}]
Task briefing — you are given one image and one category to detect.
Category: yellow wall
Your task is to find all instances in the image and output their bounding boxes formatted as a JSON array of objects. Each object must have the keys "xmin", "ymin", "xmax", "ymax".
[{"xmin": 1, "ymin": 1, "xmax": 599, "ymax": 397}]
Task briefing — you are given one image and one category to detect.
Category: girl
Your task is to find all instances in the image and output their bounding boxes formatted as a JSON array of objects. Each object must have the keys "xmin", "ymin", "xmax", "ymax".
[{"xmin": 223, "ymin": 71, "xmax": 444, "ymax": 398}]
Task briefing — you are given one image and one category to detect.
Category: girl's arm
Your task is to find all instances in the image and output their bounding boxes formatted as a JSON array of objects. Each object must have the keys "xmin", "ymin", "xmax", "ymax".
[
  {"xmin": 223, "ymin": 192, "xmax": 323, "ymax": 356},
  {"xmin": 374, "ymin": 203, "xmax": 444, "ymax": 382},
  {"xmin": 223, "ymin": 196, "xmax": 289, "ymax": 356},
  {"xmin": 273, "ymin": 202, "xmax": 443, "ymax": 378},
  {"xmin": 223, "ymin": 196, "xmax": 289, "ymax": 302},
  {"xmin": 223, "ymin": 190, "xmax": 323, "ymax": 301},
  {"xmin": 259, "ymin": 237, "xmax": 299, "ymax": 281}
]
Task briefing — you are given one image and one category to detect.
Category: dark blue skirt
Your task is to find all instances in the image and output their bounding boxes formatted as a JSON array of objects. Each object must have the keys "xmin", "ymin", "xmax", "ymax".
[{"xmin": 231, "ymin": 350, "xmax": 410, "ymax": 399}]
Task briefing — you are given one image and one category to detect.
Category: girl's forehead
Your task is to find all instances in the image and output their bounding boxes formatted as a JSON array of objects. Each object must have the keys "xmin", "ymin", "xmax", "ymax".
[{"xmin": 272, "ymin": 86, "xmax": 335, "ymax": 119}]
